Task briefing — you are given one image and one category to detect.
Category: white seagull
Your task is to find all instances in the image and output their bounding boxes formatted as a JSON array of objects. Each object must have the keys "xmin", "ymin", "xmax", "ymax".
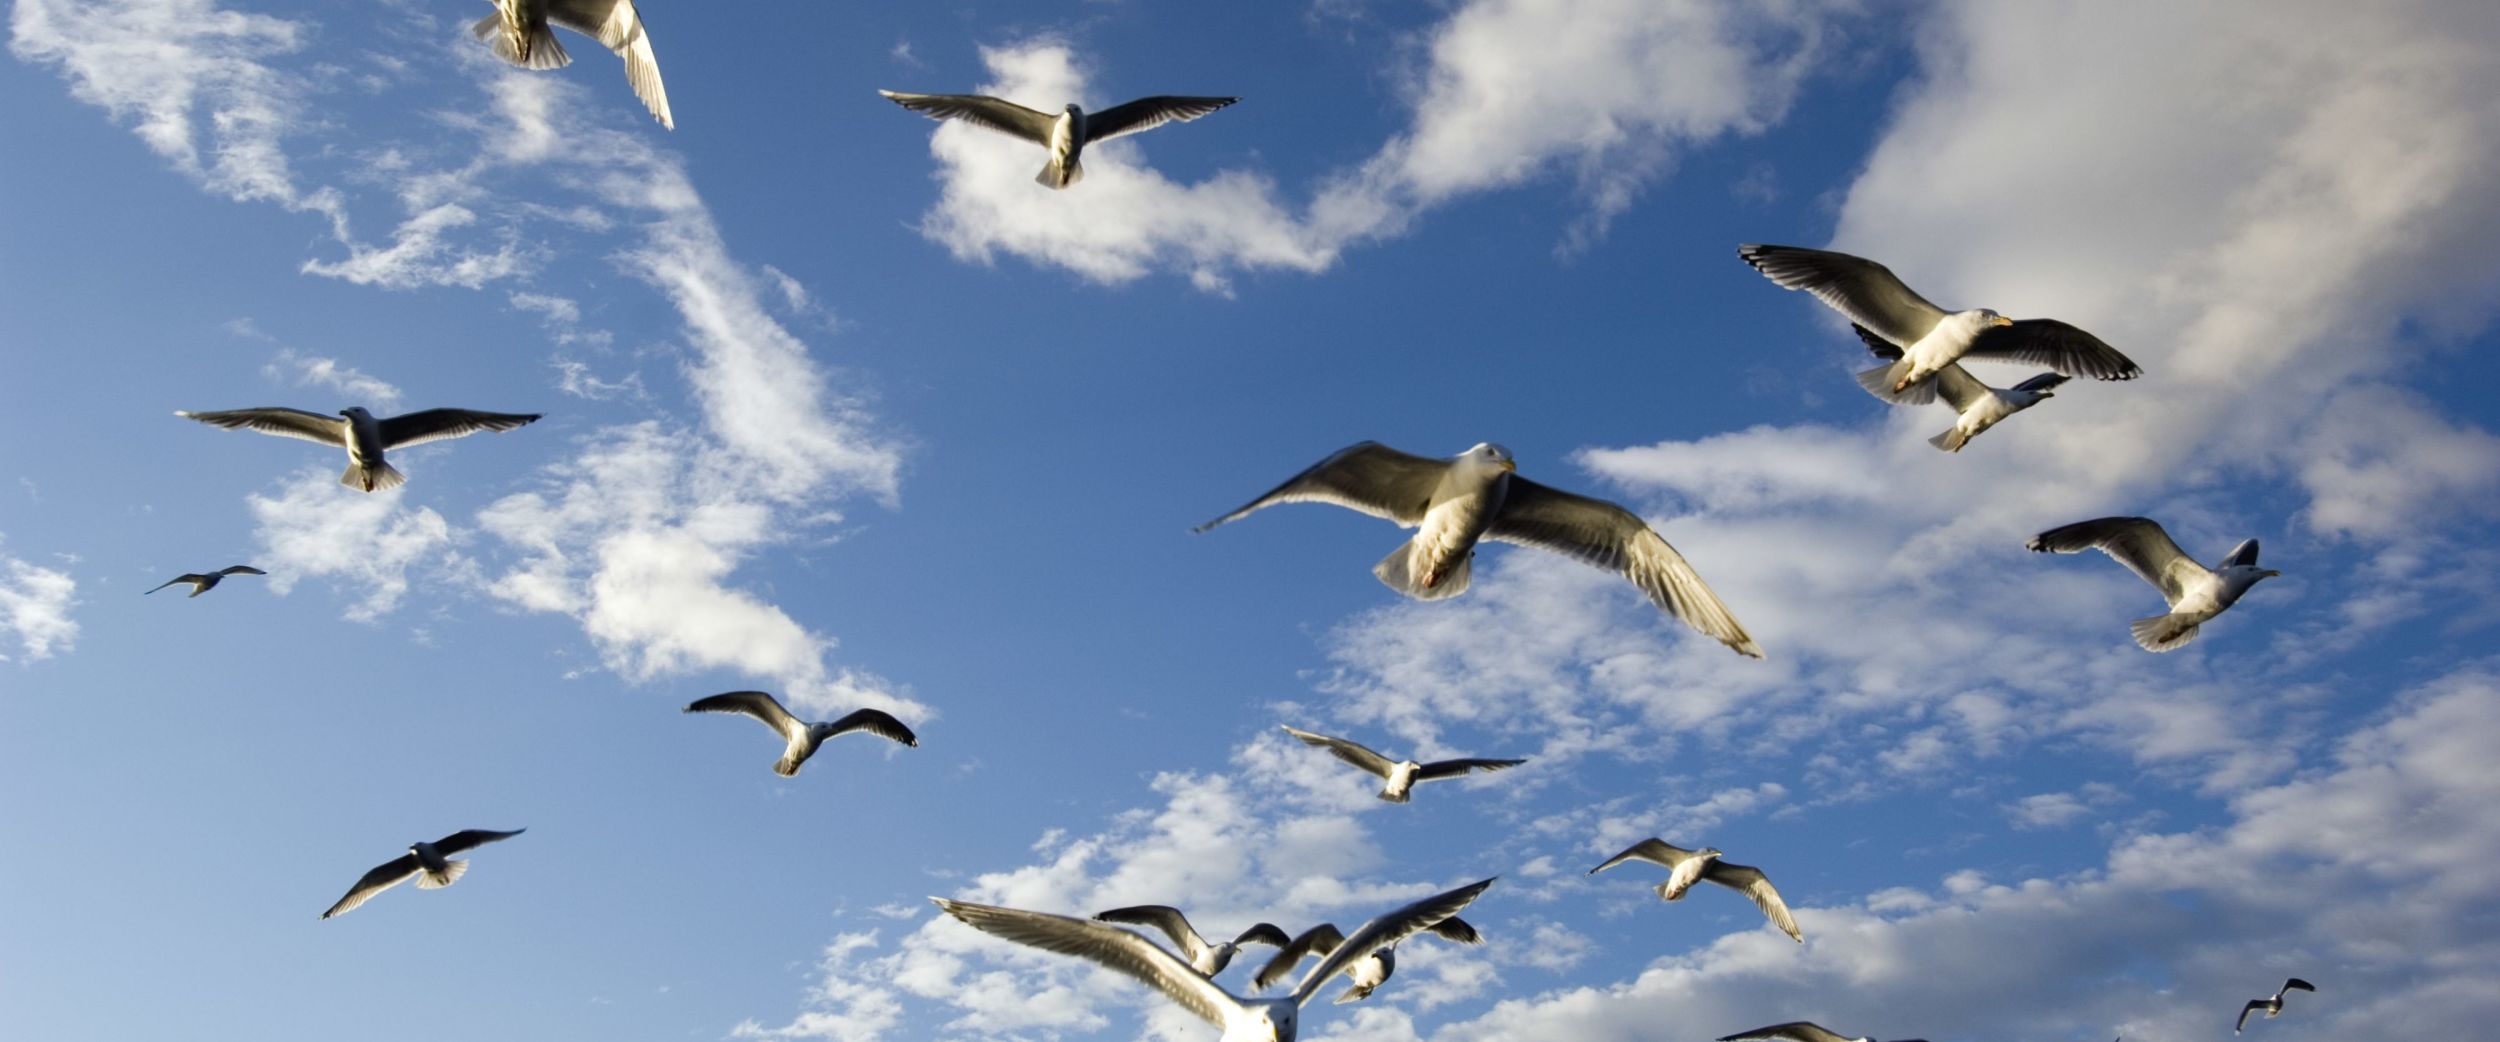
[
  {"xmin": 682, "ymin": 691, "xmax": 918, "ymax": 777},
  {"xmin": 1250, "ymin": 916, "xmax": 1481, "ymax": 1003},
  {"xmin": 176, "ymin": 406, "xmax": 542, "ymax": 492},
  {"xmin": 1092, "ymin": 905, "xmax": 1291, "ymax": 976},
  {"xmin": 931, "ymin": 877, "xmax": 1494, "ymax": 1042},
  {"xmin": 1589, "ymin": 838, "xmax": 1802, "ymax": 942},
  {"xmin": 878, "ymin": 89, "xmax": 1237, "ymax": 189},
  {"xmin": 1738, "ymin": 243, "xmax": 2141, "ymax": 395},
  {"xmin": 319, "ymin": 828, "xmax": 525, "ymax": 919},
  {"xmin": 2236, "ymin": 978, "xmax": 2316, "ymax": 1033},
  {"xmin": 145, "ymin": 565, "xmax": 266, "ymax": 598},
  {"xmin": 1719, "ymin": 1021, "xmax": 1931, "ymax": 1042},
  {"xmin": 1197, "ymin": 442, "xmax": 1762, "ymax": 658},
  {"xmin": 1278, "ymin": 725, "xmax": 1525, "ymax": 803},
  {"xmin": 474, "ymin": 0, "xmax": 673, "ymax": 129},
  {"xmin": 1851, "ymin": 326, "xmax": 2071, "ymax": 452},
  {"xmin": 2026, "ymin": 516, "xmax": 2280, "ymax": 652}
]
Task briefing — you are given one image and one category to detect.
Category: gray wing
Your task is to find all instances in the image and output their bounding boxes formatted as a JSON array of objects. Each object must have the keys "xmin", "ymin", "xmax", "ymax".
[
  {"xmin": 685, "ymin": 691, "xmax": 805, "ymax": 741},
  {"xmin": 1738, "ymin": 244, "xmax": 1950, "ymax": 346},
  {"xmin": 1963, "ymin": 319, "xmax": 2141, "ymax": 381},
  {"xmin": 1718, "ymin": 1022, "xmax": 1851, "ymax": 1042},
  {"xmin": 1847, "ymin": 324, "xmax": 1940, "ymax": 407},
  {"xmin": 1091, "ymin": 905, "xmax": 1210, "ymax": 958},
  {"xmin": 826, "ymin": 708, "xmax": 920, "ymax": 747},
  {"xmin": 1195, "ymin": 442, "xmax": 1452, "ymax": 531},
  {"xmin": 1487, "ymin": 478, "xmax": 1763, "ymax": 658},
  {"xmin": 1291, "ymin": 877, "xmax": 1495, "ymax": 1005},
  {"xmin": 931, "ymin": 898, "xmax": 1241, "ymax": 1028},
  {"xmin": 434, "ymin": 828, "xmax": 525, "ymax": 855},
  {"xmin": 1413, "ymin": 757, "xmax": 1527, "ymax": 782},
  {"xmin": 1425, "ymin": 915, "xmax": 1481, "ymax": 944},
  {"xmin": 215, "ymin": 565, "xmax": 268, "ymax": 577},
  {"xmin": 1702, "ymin": 861, "xmax": 1801, "ymax": 942},
  {"xmin": 176, "ymin": 407, "xmax": 347, "ymax": 447},
  {"xmin": 2281, "ymin": 978, "xmax": 2315, "ymax": 994},
  {"xmin": 320, "ymin": 853, "xmax": 421, "ymax": 919},
  {"xmin": 1252, "ymin": 923, "xmax": 1343, "ymax": 991},
  {"xmin": 2221, "ymin": 538, "xmax": 2262, "ymax": 569},
  {"xmin": 1084, "ymin": 96, "xmax": 1238, "ymax": 143},
  {"xmin": 546, "ymin": 0, "xmax": 671, "ymax": 128},
  {"xmin": 376, "ymin": 409, "xmax": 542, "ymax": 450},
  {"xmin": 2026, "ymin": 516, "xmax": 2207, "ymax": 607},
  {"xmin": 1588, "ymin": 838, "xmax": 1692, "ymax": 875},
  {"xmin": 878, "ymin": 90, "xmax": 1056, "ymax": 144},
  {"xmin": 1929, "ymin": 364, "xmax": 1991, "ymax": 413},
  {"xmin": 1232, "ymin": 922, "xmax": 1292, "ymax": 950},
  {"xmin": 2237, "ymin": 1001, "xmax": 2265, "ymax": 1033},
  {"xmin": 146, "ymin": 575, "xmax": 206, "ymax": 595},
  {"xmin": 2010, "ymin": 372, "xmax": 2071, "ymax": 394},
  {"xmin": 1280, "ymin": 725, "xmax": 1397, "ymax": 780}
]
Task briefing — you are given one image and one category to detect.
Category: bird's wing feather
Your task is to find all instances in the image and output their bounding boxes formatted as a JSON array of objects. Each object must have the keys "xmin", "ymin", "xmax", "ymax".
[
  {"xmin": 1196, "ymin": 442, "xmax": 1452, "ymax": 531},
  {"xmin": 878, "ymin": 91, "xmax": 1056, "ymax": 143},
  {"xmin": 1487, "ymin": 478, "xmax": 1763, "ymax": 657},
  {"xmin": 1589, "ymin": 838, "xmax": 1687, "ymax": 875},
  {"xmin": 931, "ymin": 898, "xmax": 1240, "ymax": 1028},
  {"xmin": 1963, "ymin": 319, "xmax": 2141, "ymax": 381},
  {"xmin": 216, "ymin": 565, "xmax": 268, "ymax": 577},
  {"xmin": 2026, "ymin": 516, "xmax": 2206, "ymax": 606},
  {"xmin": 321, "ymin": 854, "xmax": 421, "ymax": 919},
  {"xmin": 1738, "ymin": 244, "xmax": 1950, "ymax": 346},
  {"xmin": 545, "ymin": 0, "xmax": 671, "ymax": 127},
  {"xmin": 1291, "ymin": 878, "xmax": 1494, "ymax": 1005},
  {"xmin": 177, "ymin": 408, "xmax": 348, "ymax": 447},
  {"xmin": 684, "ymin": 691, "xmax": 805, "ymax": 740},
  {"xmin": 2221, "ymin": 538, "xmax": 2262, "ymax": 569},
  {"xmin": 377, "ymin": 409, "xmax": 542, "ymax": 449},
  {"xmin": 1425, "ymin": 915, "xmax": 1481, "ymax": 944},
  {"xmin": 435, "ymin": 828, "xmax": 525, "ymax": 855},
  {"xmin": 1280, "ymin": 726, "xmax": 1397, "ymax": 779},
  {"xmin": 826, "ymin": 707, "xmax": 920, "ymax": 747},
  {"xmin": 1252, "ymin": 923, "xmax": 1344, "ymax": 991},
  {"xmin": 1091, "ymin": 905, "xmax": 1208, "ymax": 957},
  {"xmin": 1083, "ymin": 96, "xmax": 1238, "ymax": 142},
  {"xmin": 146, "ymin": 576, "xmax": 201, "ymax": 594},
  {"xmin": 1413, "ymin": 757, "xmax": 1527, "ymax": 782},
  {"xmin": 2010, "ymin": 372, "xmax": 2071, "ymax": 394},
  {"xmin": 2281, "ymin": 978, "xmax": 2315, "ymax": 993},
  {"xmin": 2237, "ymin": 1001, "xmax": 2266, "ymax": 1033},
  {"xmin": 1718, "ymin": 1022, "xmax": 1850, "ymax": 1042},
  {"xmin": 1703, "ymin": 861, "xmax": 1801, "ymax": 941},
  {"xmin": 1930, "ymin": 364, "xmax": 1990, "ymax": 413},
  {"xmin": 1232, "ymin": 922, "xmax": 1292, "ymax": 950}
]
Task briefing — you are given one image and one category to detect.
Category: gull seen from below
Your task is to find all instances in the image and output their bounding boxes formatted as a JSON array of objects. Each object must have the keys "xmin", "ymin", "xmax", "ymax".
[
  {"xmin": 2236, "ymin": 978, "xmax": 2316, "ymax": 1033},
  {"xmin": 1278, "ymin": 725, "xmax": 1525, "ymax": 803},
  {"xmin": 144, "ymin": 565, "xmax": 265, "ymax": 598},
  {"xmin": 1251, "ymin": 916, "xmax": 1481, "ymax": 1003},
  {"xmin": 1197, "ymin": 442, "xmax": 1763, "ymax": 658},
  {"xmin": 319, "ymin": 828, "xmax": 526, "ymax": 920},
  {"xmin": 2026, "ymin": 516, "xmax": 2280, "ymax": 652},
  {"xmin": 1589, "ymin": 838, "xmax": 1803, "ymax": 942},
  {"xmin": 1851, "ymin": 326, "xmax": 2071, "ymax": 452},
  {"xmin": 1091, "ymin": 905, "xmax": 1290, "ymax": 977},
  {"xmin": 175, "ymin": 406, "xmax": 542, "ymax": 492},
  {"xmin": 474, "ymin": 0, "xmax": 673, "ymax": 129},
  {"xmin": 878, "ymin": 89, "xmax": 1237, "ymax": 189},
  {"xmin": 930, "ymin": 877, "xmax": 1494, "ymax": 1042},
  {"xmin": 1718, "ymin": 1021, "xmax": 1932, "ymax": 1042},
  {"xmin": 682, "ymin": 691, "xmax": 918, "ymax": 777}
]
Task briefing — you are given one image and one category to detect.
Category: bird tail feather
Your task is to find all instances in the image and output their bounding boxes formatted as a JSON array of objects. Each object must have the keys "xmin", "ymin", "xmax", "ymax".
[
  {"xmin": 1035, "ymin": 157, "xmax": 1083, "ymax": 189},
  {"xmin": 1856, "ymin": 362, "xmax": 1935, "ymax": 405},
  {"xmin": 2130, "ymin": 613, "xmax": 2200, "ymax": 652},
  {"xmin": 341, "ymin": 460, "xmax": 406, "ymax": 493},
  {"xmin": 1928, "ymin": 427, "xmax": 1971, "ymax": 452},
  {"xmin": 1378, "ymin": 786, "xmax": 1412, "ymax": 804},
  {"xmin": 1333, "ymin": 984, "xmax": 1370, "ymax": 1005},
  {"xmin": 472, "ymin": 14, "xmax": 570, "ymax": 69},
  {"xmin": 1373, "ymin": 541, "xmax": 1470, "ymax": 601},
  {"xmin": 773, "ymin": 755, "xmax": 803, "ymax": 777},
  {"xmin": 417, "ymin": 859, "xmax": 469, "ymax": 889}
]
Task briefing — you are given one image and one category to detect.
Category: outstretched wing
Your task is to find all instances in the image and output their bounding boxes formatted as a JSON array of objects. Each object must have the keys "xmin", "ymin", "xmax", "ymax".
[
  {"xmin": 826, "ymin": 708, "xmax": 920, "ymax": 747},
  {"xmin": 215, "ymin": 565, "xmax": 268, "ymax": 577},
  {"xmin": 320, "ymin": 854, "xmax": 420, "ymax": 919},
  {"xmin": 1849, "ymin": 324, "xmax": 1941, "ymax": 406},
  {"xmin": 878, "ymin": 90, "xmax": 1057, "ymax": 144},
  {"xmin": 931, "ymin": 898, "xmax": 1241, "ymax": 1028},
  {"xmin": 2237, "ymin": 1000, "xmax": 2266, "ymax": 1033},
  {"xmin": 1291, "ymin": 878, "xmax": 1495, "ymax": 1005},
  {"xmin": 1963, "ymin": 318, "xmax": 2141, "ymax": 381},
  {"xmin": 546, "ymin": 0, "xmax": 671, "ymax": 128},
  {"xmin": 2281, "ymin": 978, "xmax": 2315, "ymax": 994},
  {"xmin": 376, "ymin": 409, "xmax": 541, "ymax": 450},
  {"xmin": 2221, "ymin": 538, "xmax": 2262, "ymax": 570},
  {"xmin": 1702, "ymin": 861, "xmax": 1801, "ymax": 942},
  {"xmin": 1084, "ymin": 96, "xmax": 1238, "ymax": 142},
  {"xmin": 435, "ymin": 828, "xmax": 526, "ymax": 855},
  {"xmin": 1195, "ymin": 442, "xmax": 1451, "ymax": 531},
  {"xmin": 1232, "ymin": 922, "xmax": 1292, "ymax": 950},
  {"xmin": 1280, "ymin": 725, "xmax": 1397, "ymax": 780},
  {"xmin": 2026, "ymin": 516, "xmax": 2207, "ymax": 607},
  {"xmin": 1588, "ymin": 838, "xmax": 1690, "ymax": 875},
  {"xmin": 1252, "ymin": 923, "xmax": 1344, "ymax": 991},
  {"xmin": 177, "ymin": 408, "xmax": 347, "ymax": 447},
  {"xmin": 1718, "ymin": 1022, "xmax": 1851, "ymax": 1042},
  {"xmin": 1414, "ymin": 757, "xmax": 1527, "ymax": 782},
  {"xmin": 1091, "ymin": 905, "xmax": 1209, "ymax": 959},
  {"xmin": 1738, "ymin": 244, "xmax": 1950, "ymax": 347},
  {"xmin": 1488, "ymin": 478, "xmax": 1763, "ymax": 657},
  {"xmin": 685, "ymin": 691, "xmax": 805, "ymax": 741}
]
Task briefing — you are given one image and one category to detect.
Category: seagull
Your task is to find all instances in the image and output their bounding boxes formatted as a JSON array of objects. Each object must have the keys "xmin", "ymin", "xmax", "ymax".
[
  {"xmin": 1197, "ymin": 442, "xmax": 1762, "ymax": 658},
  {"xmin": 474, "ymin": 0, "xmax": 673, "ymax": 129},
  {"xmin": 1851, "ymin": 326, "xmax": 2070, "ymax": 452},
  {"xmin": 2236, "ymin": 978, "xmax": 2316, "ymax": 1033},
  {"xmin": 319, "ymin": 828, "xmax": 525, "ymax": 919},
  {"xmin": 1250, "ymin": 916, "xmax": 1481, "ymax": 1003},
  {"xmin": 878, "ymin": 89, "xmax": 1237, "ymax": 189},
  {"xmin": 1718, "ymin": 1021, "xmax": 1930, "ymax": 1042},
  {"xmin": 1278, "ymin": 726, "xmax": 1525, "ymax": 803},
  {"xmin": 144, "ymin": 565, "xmax": 266, "ymax": 598},
  {"xmin": 1588, "ymin": 838, "xmax": 1802, "ymax": 942},
  {"xmin": 175, "ymin": 406, "xmax": 542, "ymax": 493},
  {"xmin": 931, "ymin": 877, "xmax": 1493, "ymax": 1042},
  {"xmin": 2026, "ymin": 516, "xmax": 2280, "ymax": 652},
  {"xmin": 1092, "ymin": 905, "xmax": 1291, "ymax": 976},
  {"xmin": 682, "ymin": 691, "xmax": 918, "ymax": 777},
  {"xmin": 1737, "ymin": 243, "xmax": 2141, "ymax": 395}
]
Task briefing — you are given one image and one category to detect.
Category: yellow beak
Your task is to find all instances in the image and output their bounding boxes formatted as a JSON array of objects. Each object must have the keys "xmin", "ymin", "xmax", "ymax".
[
  {"xmin": 1993, "ymin": 314, "xmax": 2015, "ymax": 326},
  {"xmin": 1500, "ymin": 460, "xmax": 1517, "ymax": 473}
]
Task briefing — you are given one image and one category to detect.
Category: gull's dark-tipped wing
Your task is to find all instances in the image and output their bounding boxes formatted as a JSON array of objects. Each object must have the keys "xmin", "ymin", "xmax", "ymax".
[
  {"xmin": 1588, "ymin": 838, "xmax": 1694, "ymax": 875},
  {"xmin": 932, "ymin": 898, "xmax": 1239, "ymax": 1028},
  {"xmin": 177, "ymin": 407, "xmax": 347, "ymax": 447},
  {"xmin": 2281, "ymin": 978, "xmax": 2315, "ymax": 993},
  {"xmin": 2222, "ymin": 538, "xmax": 2263, "ymax": 569},
  {"xmin": 215, "ymin": 565, "xmax": 267, "ymax": 577},
  {"xmin": 1092, "ymin": 905, "xmax": 1209, "ymax": 957},
  {"xmin": 1084, "ymin": 95, "xmax": 1238, "ymax": 142},
  {"xmin": 545, "ymin": 0, "xmax": 671, "ymax": 128},
  {"xmin": 2010, "ymin": 372, "xmax": 2071, "ymax": 395},
  {"xmin": 1701, "ymin": 860, "xmax": 1801, "ymax": 942},
  {"xmin": 1964, "ymin": 318, "xmax": 2141, "ymax": 381},
  {"xmin": 1280, "ymin": 726, "xmax": 1397, "ymax": 779},
  {"xmin": 1426, "ymin": 915, "xmax": 1481, "ymax": 944},
  {"xmin": 1414, "ymin": 757, "xmax": 1527, "ymax": 782},
  {"xmin": 826, "ymin": 708, "xmax": 920, "ymax": 747},
  {"xmin": 1290, "ymin": 878, "xmax": 1495, "ymax": 1005},
  {"xmin": 1488, "ymin": 478, "xmax": 1762, "ymax": 657},
  {"xmin": 1739, "ymin": 244, "xmax": 1950, "ymax": 347},
  {"xmin": 320, "ymin": 853, "xmax": 421, "ymax": 919},
  {"xmin": 1232, "ymin": 922, "xmax": 1292, "ymax": 950},
  {"xmin": 878, "ymin": 90, "xmax": 1057, "ymax": 144},
  {"xmin": 376, "ymin": 409, "xmax": 541, "ymax": 450},
  {"xmin": 146, "ymin": 575, "xmax": 208, "ymax": 595},
  {"xmin": 1254, "ymin": 923, "xmax": 1345, "ymax": 990},
  {"xmin": 685, "ymin": 691, "xmax": 804, "ymax": 740},
  {"xmin": 2027, "ymin": 516, "xmax": 2205, "ymax": 607},
  {"xmin": 1195, "ymin": 442, "xmax": 1451, "ymax": 532},
  {"xmin": 435, "ymin": 828, "xmax": 525, "ymax": 855}
]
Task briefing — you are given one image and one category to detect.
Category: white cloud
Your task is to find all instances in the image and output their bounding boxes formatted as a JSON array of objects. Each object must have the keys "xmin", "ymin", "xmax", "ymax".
[
  {"xmin": 0, "ymin": 539, "xmax": 80, "ymax": 662},
  {"xmin": 246, "ymin": 467, "xmax": 455, "ymax": 621},
  {"xmin": 261, "ymin": 349, "xmax": 404, "ymax": 411}
]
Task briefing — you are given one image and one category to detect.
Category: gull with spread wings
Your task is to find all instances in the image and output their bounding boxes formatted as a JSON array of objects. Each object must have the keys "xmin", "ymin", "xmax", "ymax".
[
  {"xmin": 320, "ymin": 828, "xmax": 526, "ymax": 919},
  {"xmin": 1278, "ymin": 725, "xmax": 1524, "ymax": 803},
  {"xmin": 682, "ymin": 691, "xmax": 918, "ymax": 777},
  {"xmin": 1851, "ymin": 326, "xmax": 2071, "ymax": 452},
  {"xmin": 2236, "ymin": 977, "xmax": 2316, "ymax": 1033},
  {"xmin": 879, "ymin": 89, "xmax": 1236, "ymax": 189},
  {"xmin": 474, "ymin": 0, "xmax": 673, "ymax": 129},
  {"xmin": 144, "ymin": 565, "xmax": 265, "ymax": 598},
  {"xmin": 1589, "ymin": 838, "xmax": 1802, "ymax": 942},
  {"xmin": 1250, "ymin": 916, "xmax": 1481, "ymax": 1004},
  {"xmin": 176, "ymin": 406, "xmax": 541, "ymax": 492},
  {"xmin": 1091, "ymin": 905, "xmax": 1290, "ymax": 977},
  {"xmin": 2027, "ymin": 516, "xmax": 2280, "ymax": 652}
]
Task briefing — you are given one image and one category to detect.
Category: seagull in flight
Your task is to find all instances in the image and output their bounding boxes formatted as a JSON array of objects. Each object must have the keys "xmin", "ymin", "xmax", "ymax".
[
  {"xmin": 1719, "ymin": 1021, "xmax": 1931, "ymax": 1042},
  {"xmin": 682, "ymin": 691, "xmax": 918, "ymax": 777},
  {"xmin": 1091, "ymin": 905, "xmax": 1291, "ymax": 977},
  {"xmin": 931, "ymin": 877, "xmax": 1494, "ymax": 1042},
  {"xmin": 474, "ymin": 0, "xmax": 673, "ymax": 128},
  {"xmin": 2026, "ymin": 516, "xmax": 2280, "ymax": 652},
  {"xmin": 319, "ymin": 828, "xmax": 525, "ymax": 919},
  {"xmin": 145, "ymin": 565, "xmax": 266, "ymax": 598},
  {"xmin": 878, "ymin": 89, "xmax": 1236, "ymax": 188},
  {"xmin": 2236, "ymin": 978, "xmax": 2316, "ymax": 1033},
  {"xmin": 176, "ymin": 406, "xmax": 542, "ymax": 492},
  {"xmin": 1589, "ymin": 838, "xmax": 1802, "ymax": 942},
  {"xmin": 1738, "ymin": 243, "xmax": 2140, "ymax": 395},
  {"xmin": 1278, "ymin": 725, "xmax": 1525, "ymax": 803},
  {"xmin": 1197, "ymin": 442, "xmax": 1762, "ymax": 658},
  {"xmin": 1851, "ymin": 326, "xmax": 2070, "ymax": 452},
  {"xmin": 1250, "ymin": 916, "xmax": 1481, "ymax": 1003}
]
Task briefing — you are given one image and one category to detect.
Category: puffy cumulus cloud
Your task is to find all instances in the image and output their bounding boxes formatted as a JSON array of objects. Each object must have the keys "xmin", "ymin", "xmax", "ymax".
[
  {"xmin": 0, "ymin": 540, "xmax": 80, "ymax": 662},
  {"xmin": 246, "ymin": 467, "xmax": 457, "ymax": 622}
]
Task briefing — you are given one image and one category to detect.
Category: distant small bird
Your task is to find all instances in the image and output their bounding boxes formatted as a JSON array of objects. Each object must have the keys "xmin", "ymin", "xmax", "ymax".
[
  {"xmin": 1718, "ymin": 1021, "xmax": 1930, "ymax": 1042},
  {"xmin": 1251, "ymin": 916, "xmax": 1481, "ymax": 1003},
  {"xmin": 320, "ymin": 828, "xmax": 525, "ymax": 919},
  {"xmin": 473, "ymin": 0, "xmax": 672, "ymax": 129},
  {"xmin": 2026, "ymin": 516, "xmax": 2280, "ymax": 652},
  {"xmin": 1738, "ymin": 243, "xmax": 2140, "ymax": 395},
  {"xmin": 2236, "ymin": 978, "xmax": 2316, "ymax": 1034},
  {"xmin": 682, "ymin": 691, "xmax": 917, "ymax": 776},
  {"xmin": 1198, "ymin": 442, "xmax": 1762, "ymax": 658},
  {"xmin": 878, "ymin": 89, "xmax": 1237, "ymax": 189},
  {"xmin": 1589, "ymin": 838, "xmax": 1801, "ymax": 942},
  {"xmin": 1092, "ymin": 905, "xmax": 1290, "ymax": 976},
  {"xmin": 1851, "ymin": 326, "xmax": 2069, "ymax": 452},
  {"xmin": 176, "ymin": 406, "xmax": 542, "ymax": 492},
  {"xmin": 1278, "ymin": 725, "xmax": 1525, "ymax": 803},
  {"xmin": 145, "ymin": 565, "xmax": 266, "ymax": 598}
]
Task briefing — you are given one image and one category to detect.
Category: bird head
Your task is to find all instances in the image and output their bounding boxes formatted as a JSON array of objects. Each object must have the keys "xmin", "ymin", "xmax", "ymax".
[
  {"xmin": 1064, "ymin": 102, "xmax": 1082, "ymax": 115},
  {"xmin": 1225, "ymin": 1000, "xmax": 1296, "ymax": 1042},
  {"xmin": 1978, "ymin": 308, "xmax": 2013, "ymax": 327},
  {"xmin": 1700, "ymin": 847, "xmax": 1725, "ymax": 859},
  {"xmin": 339, "ymin": 407, "xmax": 374, "ymax": 420},
  {"xmin": 1464, "ymin": 443, "xmax": 1517, "ymax": 473}
]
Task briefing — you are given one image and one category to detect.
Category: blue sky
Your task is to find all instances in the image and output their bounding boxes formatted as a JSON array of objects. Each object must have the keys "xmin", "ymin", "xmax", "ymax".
[{"xmin": 4, "ymin": 1, "xmax": 2499, "ymax": 1040}]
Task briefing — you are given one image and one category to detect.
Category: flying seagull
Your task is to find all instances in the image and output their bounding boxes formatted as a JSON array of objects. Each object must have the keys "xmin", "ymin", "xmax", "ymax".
[
  {"xmin": 878, "ymin": 89, "xmax": 1237, "ymax": 189},
  {"xmin": 176, "ymin": 406, "xmax": 542, "ymax": 492},
  {"xmin": 319, "ymin": 828, "xmax": 525, "ymax": 919},
  {"xmin": 1589, "ymin": 838, "xmax": 1802, "ymax": 942},
  {"xmin": 145, "ymin": 565, "xmax": 266, "ymax": 598},
  {"xmin": 2236, "ymin": 978, "xmax": 2316, "ymax": 1034},
  {"xmin": 474, "ymin": 0, "xmax": 673, "ymax": 129},
  {"xmin": 682, "ymin": 691, "xmax": 918, "ymax": 777},
  {"xmin": 1737, "ymin": 243, "xmax": 2140, "ymax": 395},
  {"xmin": 1092, "ymin": 905, "xmax": 1291, "ymax": 977},
  {"xmin": 1250, "ymin": 916, "xmax": 1481, "ymax": 1003},
  {"xmin": 2026, "ymin": 517, "xmax": 2280, "ymax": 652},
  {"xmin": 1851, "ymin": 326, "xmax": 2071, "ymax": 452},
  {"xmin": 931, "ymin": 877, "xmax": 1493, "ymax": 1042},
  {"xmin": 1197, "ymin": 442, "xmax": 1762, "ymax": 658},
  {"xmin": 1719, "ymin": 1021, "xmax": 1931, "ymax": 1042},
  {"xmin": 1278, "ymin": 725, "xmax": 1525, "ymax": 803}
]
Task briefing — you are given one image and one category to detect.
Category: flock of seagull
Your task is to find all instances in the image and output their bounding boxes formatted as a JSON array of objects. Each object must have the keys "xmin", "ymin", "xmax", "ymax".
[{"xmin": 125, "ymin": 4, "xmax": 2323, "ymax": 1041}]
